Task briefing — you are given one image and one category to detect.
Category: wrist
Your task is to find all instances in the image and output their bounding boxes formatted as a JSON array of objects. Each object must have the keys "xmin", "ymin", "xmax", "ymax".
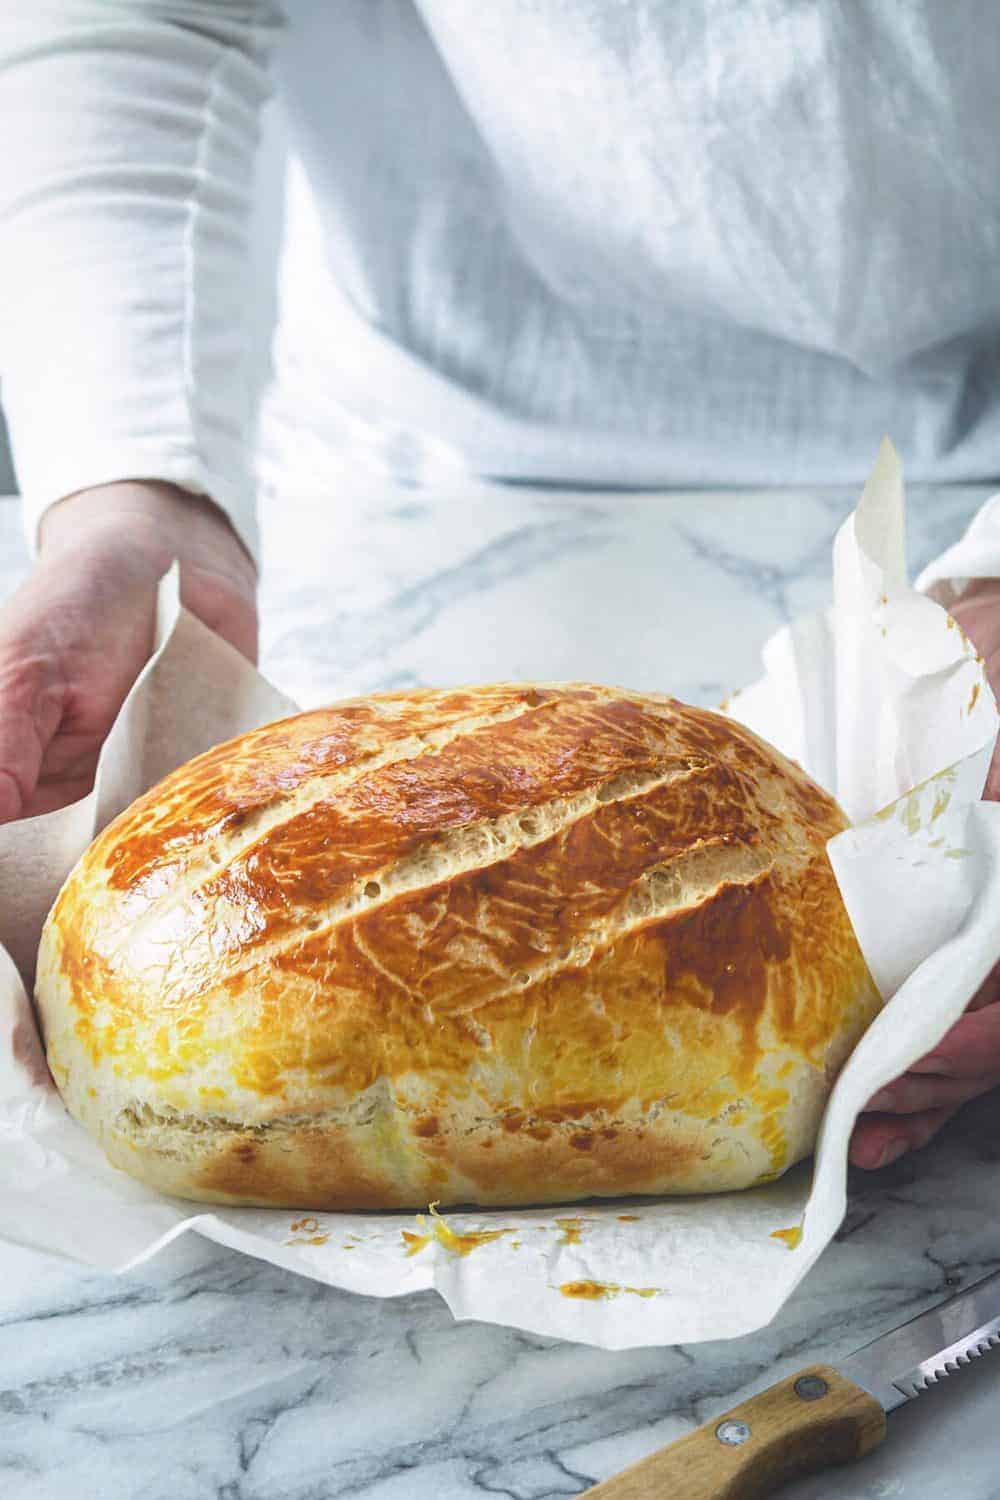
[{"xmin": 38, "ymin": 481, "xmax": 257, "ymax": 594}]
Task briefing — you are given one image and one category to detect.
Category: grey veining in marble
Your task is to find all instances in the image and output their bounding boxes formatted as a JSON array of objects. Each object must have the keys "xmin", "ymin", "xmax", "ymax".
[{"xmin": 2, "ymin": 480, "xmax": 1000, "ymax": 1499}]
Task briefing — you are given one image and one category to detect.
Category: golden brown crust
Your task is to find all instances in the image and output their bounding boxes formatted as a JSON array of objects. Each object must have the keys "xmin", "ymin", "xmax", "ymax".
[{"xmin": 35, "ymin": 683, "xmax": 881, "ymax": 1209}]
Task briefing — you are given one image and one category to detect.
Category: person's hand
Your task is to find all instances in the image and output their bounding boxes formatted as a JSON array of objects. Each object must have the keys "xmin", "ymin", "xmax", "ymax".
[
  {"xmin": 850, "ymin": 578, "xmax": 1000, "ymax": 1169},
  {"xmin": 0, "ymin": 480, "xmax": 257, "ymax": 822}
]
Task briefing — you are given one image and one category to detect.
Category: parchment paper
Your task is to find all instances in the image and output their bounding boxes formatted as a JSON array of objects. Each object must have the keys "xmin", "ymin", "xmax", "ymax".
[{"xmin": 1, "ymin": 441, "xmax": 998, "ymax": 1350}]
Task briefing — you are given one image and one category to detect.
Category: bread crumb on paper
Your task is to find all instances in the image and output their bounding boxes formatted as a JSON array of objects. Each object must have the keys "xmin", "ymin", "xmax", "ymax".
[
  {"xmin": 401, "ymin": 1229, "xmax": 431, "ymax": 1256},
  {"xmin": 285, "ymin": 1215, "xmax": 331, "ymax": 1247}
]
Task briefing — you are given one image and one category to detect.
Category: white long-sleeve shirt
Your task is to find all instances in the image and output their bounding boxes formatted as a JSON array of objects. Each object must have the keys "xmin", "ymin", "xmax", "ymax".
[{"xmin": 2, "ymin": 1, "xmax": 999, "ymax": 583}]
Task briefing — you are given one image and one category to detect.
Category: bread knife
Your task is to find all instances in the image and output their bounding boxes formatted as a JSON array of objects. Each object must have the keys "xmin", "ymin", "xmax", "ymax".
[{"xmin": 585, "ymin": 1264, "xmax": 1000, "ymax": 1497}]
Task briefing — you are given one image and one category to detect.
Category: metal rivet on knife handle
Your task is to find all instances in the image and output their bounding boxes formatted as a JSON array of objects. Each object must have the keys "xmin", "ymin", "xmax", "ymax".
[
  {"xmin": 715, "ymin": 1419, "xmax": 752, "ymax": 1445},
  {"xmin": 794, "ymin": 1375, "xmax": 829, "ymax": 1401}
]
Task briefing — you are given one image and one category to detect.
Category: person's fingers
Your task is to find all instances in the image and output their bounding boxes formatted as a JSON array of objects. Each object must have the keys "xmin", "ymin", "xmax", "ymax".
[
  {"xmin": 864, "ymin": 1072, "xmax": 998, "ymax": 1115},
  {"xmin": 181, "ymin": 565, "xmax": 259, "ymax": 664},
  {"xmin": 968, "ymin": 962, "xmax": 1000, "ymax": 1010},
  {"xmin": 849, "ymin": 1105, "xmax": 960, "ymax": 1170},
  {"xmin": 0, "ymin": 649, "xmax": 66, "ymax": 823},
  {"xmin": 984, "ymin": 746, "xmax": 1000, "ymax": 804},
  {"xmin": 908, "ymin": 1002, "xmax": 1000, "ymax": 1077},
  {"xmin": 0, "ymin": 773, "xmax": 21, "ymax": 825},
  {"xmin": 0, "ymin": 545, "xmax": 161, "ymax": 821}
]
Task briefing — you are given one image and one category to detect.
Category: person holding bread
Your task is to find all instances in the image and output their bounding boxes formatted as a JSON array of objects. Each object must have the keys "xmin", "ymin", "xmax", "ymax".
[{"xmin": 1, "ymin": 3, "xmax": 1000, "ymax": 1187}]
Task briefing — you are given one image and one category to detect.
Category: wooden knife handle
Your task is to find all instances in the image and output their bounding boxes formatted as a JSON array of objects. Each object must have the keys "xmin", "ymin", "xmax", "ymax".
[{"xmin": 584, "ymin": 1365, "xmax": 886, "ymax": 1499}]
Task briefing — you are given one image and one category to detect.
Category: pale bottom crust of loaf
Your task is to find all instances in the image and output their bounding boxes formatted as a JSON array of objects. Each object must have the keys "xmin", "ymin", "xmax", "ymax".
[{"xmin": 91, "ymin": 1087, "xmax": 825, "ymax": 1211}]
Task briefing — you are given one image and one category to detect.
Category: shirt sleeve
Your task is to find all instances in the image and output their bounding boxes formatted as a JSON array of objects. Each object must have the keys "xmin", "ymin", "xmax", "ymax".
[
  {"xmin": 917, "ymin": 492, "xmax": 1000, "ymax": 605},
  {"xmin": 0, "ymin": 2, "xmax": 281, "ymax": 563}
]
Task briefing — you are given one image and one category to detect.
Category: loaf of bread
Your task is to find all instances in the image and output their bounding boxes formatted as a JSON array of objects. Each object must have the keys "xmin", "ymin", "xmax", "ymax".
[{"xmin": 35, "ymin": 683, "xmax": 880, "ymax": 1210}]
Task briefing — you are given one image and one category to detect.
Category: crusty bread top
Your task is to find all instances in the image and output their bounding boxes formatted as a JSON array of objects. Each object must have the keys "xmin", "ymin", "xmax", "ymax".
[{"xmin": 38, "ymin": 683, "xmax": 867, "ymax": 1203}]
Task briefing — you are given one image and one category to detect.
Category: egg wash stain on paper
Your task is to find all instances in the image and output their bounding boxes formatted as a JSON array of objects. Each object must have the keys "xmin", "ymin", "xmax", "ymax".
[
  {"xmin": 559, "ymin": 1281, "xmax": 659, "ymax": 1301},
  {"xmin": 402, "ymin": 1202, "xmax": 514, "ymax": 1257},
  {"xmin": 554, "ymin": 1216, "xmax": 593, "ymax": 1245}
]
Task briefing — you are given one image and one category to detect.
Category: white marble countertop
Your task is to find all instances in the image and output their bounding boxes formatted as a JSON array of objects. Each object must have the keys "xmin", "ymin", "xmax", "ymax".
[{"xmin": 2, "ymin": 478, "xmax": 1000, "ymax": 1499}]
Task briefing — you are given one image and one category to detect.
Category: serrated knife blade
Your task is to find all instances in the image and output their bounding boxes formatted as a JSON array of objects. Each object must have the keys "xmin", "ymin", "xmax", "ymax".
[
  {"xmin": 586, "ymin": 1268, "xmax": 1000, "ymax": 1496},
  {"xmin": 839, "ymin": 1266, "xmax": 1000, "ymax": 1410}
]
